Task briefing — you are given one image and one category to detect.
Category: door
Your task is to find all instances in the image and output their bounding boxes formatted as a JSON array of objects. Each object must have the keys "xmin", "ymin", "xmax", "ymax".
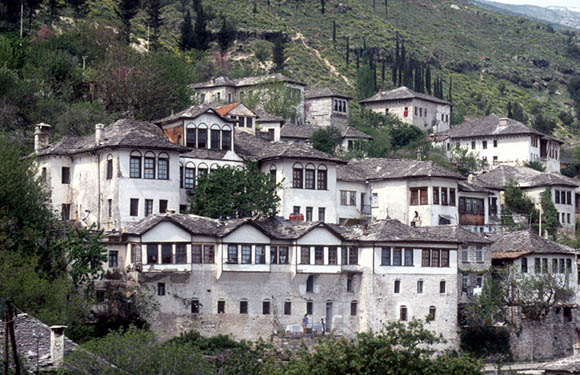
[{"xmin": 325, "ymin": 301, "xmax": 333, "ymax": 332}]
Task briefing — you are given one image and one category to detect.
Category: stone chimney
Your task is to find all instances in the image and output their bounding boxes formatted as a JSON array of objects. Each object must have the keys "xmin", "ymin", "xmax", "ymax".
[
  {"xmin": 498, "ymin": 117, "xmax": 509, "ymax": 127},
  {"xmin": 34, "ymin": 123, "xmax": 51, "ymax": 153},
  {"xmin": 95, "ymin": 123, "xmax": 105, "ymax": 145},
  {"xmin": 50, "ymin": 325, "xmax": 67, "ymax": 368}
]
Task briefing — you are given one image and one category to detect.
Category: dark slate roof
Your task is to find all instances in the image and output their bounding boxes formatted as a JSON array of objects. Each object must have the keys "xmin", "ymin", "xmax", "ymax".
[
  {"xmin": 475, "ymin": 165, "xmax": 580, "ymax": 190},
  {"xmin": 542, "ymin": 355, "xmax": 580, "ymax": 373},
  {"xmin": 191, "ymin": 76, "xmax": 236, "ymax": 89},
  {"xmin": 0, "ymin": 314, "xmax": 77, "ymax": 372},
  {"xmin": 458, "ymin": 181, "xmax": 492, "ymax": 194},
  {"xmin": 341, "ymin": 126, "xmax": 373, "ymax": 139},
  {"xmin": 305, "ymin": 87, "xmax": 352, "ymax": 100},
  {"xmin": 336, "ymin": 164, "xmax": 369, "ymax": 182},
  {"xmin": 253, "ymin": 108, "xmax": 284, "ymax": 123},
  {"xmin": 436, "ymin": 113, "xmax": 562, "ymax": 143},
  {"xmin": 489, "ymin": 230, "xmax": 575, "ymax": 259},
  {"xmin": 36, "ymin": 119, "xmax": 186, "ymax": 157},
  {"xmin": 180, "ymin": 149, "xmax": 230, "ymax": 161},
  {"xmin": 340, "ymin": 158, "xmax": 464, "ymax": 181},
  {"xmin": 415, "ymin": 225, "xmax": 491, "ymax": 244},
  {"xmin": 123, "ymin": 214, "xmax": 224, "ymax": 236},
  {"xmin": 235, "ymin": 130, "xmax": 345, "ymax": 164},
  {"xmin": 154, "ymin": 103, "xmax": 233, "ymax": 125},
  {"xmin": 191, "ymin": 73, "xmax": 305, "ymax": 89},
  {"xmin": 360, "ymin": 86, "xmax": 451, "ymax": 105},
  {"xmin": 280, "ymin": 123, "xmax": 319, "ymax": 139},
  {"xmin": 255, "ymin": 217, "xmax": 338, "ymax": 240}
]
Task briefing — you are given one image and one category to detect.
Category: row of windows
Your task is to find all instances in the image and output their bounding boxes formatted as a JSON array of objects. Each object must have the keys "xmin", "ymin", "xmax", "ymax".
[
  {"xmin": 394, "ymin": 279, "xmax": 447, "ymax": 294},
  {"xmin": 470, "ymin": 139, "xmax": 498, "ymax": 150},
  {"xmin": 292, "ymin": 163, "xmax": 328, "ymax": 190},
  {"xmin": 299, "ymin": 246, "xmax": 358, "ymax": 265},
  {"xmin": 292, "ymin": 206, "xmax": 326, "ymax": 222},
  {"xmin": 460, "ymin": 246, "xmax": 484, "ymax": 263},
  {"xmin": 414, "ymin": 107, "xmax": 428, "ymax": 118},
  {"xmin": 129, "ymin": 151, "xmax": 170, "ymax": 180},
  {"xmin": 340, "ymin": 190, "xmax": 357, "ymax": 206},
  {"xmin": 560, "ymin": 212, "xmax": 572, "ymax": 225},
  {"xmin": 231, "ymin": 116, "xmax": 254, "ymax": 129},
  {"xmin": 185, "ymin": 125, "xmax": 232, "ymax": 151},
  {"xmin": 523, "ymin": 257, "xmax": 573, "ymax": 274},
  {"xmin": 180, "ymin": 163, "xmax": 212, "ymax": 189},
  {"xmin": 410, "ymin": 187, "xmax": 456, "ymax": 206},
  {"xmin": 459, "ymin": 197, "xmax": 485, "ymax": 215},
  {"xmin": 382, "ymin": 248, "xmax": 451, "ymax": 267},
  {"xmin": 554, "ymin": 190, "xmax": 573, "ymax": 206},
  {"xmin": 333, "ymin": 99, "xmax": 347, "ymax": 113},
  {"xmin": 129, "ymin": 199, "xmax": 168, "ymax": 217}
]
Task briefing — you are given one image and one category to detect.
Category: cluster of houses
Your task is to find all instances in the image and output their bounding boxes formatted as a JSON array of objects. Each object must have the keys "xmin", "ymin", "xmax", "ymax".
[{"xmin": 32, "ymin": 73, "xmax": 580, "ymax": 352}]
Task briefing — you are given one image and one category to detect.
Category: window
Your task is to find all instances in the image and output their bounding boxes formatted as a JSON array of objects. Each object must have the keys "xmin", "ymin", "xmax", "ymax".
[
  {"xmin": 108, "ymin": 199, "xmax": 112, "ymax": 217},
  {"xmin": 476, "ymin": 247, "xmax": 483, "ymax": 262},
  {"xmin": 567, "ymin": 258, "xmax": 572, "ymax": 273},
  {"xmin": 306, "ymin": 207, "xmax": 313, "ymax": 222},
  {"xmin": 293, "ymin": 206, "xmax": 300, "ymax": 215},
  {"xmin": 348, "ymin": 247, "xmax": 358, "ymax": 265},
  {"xmin": 314, "ymin": 246, "xmax": 323, "ymax": 265},
  {"xmin": 270, "ymin": 246, "xmax": 278, "ymax": 264},
  {"xmin": 521, "ymin": 257, "xmax": 528, "ymax": 273},
  {"xmin": 318, "ymin": 207, "xmax": 326, "ymax": 222},
  {"xmin": 130, "ymin": 198, "xmax": 139, "ymax": 216},
  {"xmin": 186, "ymin": 127, "xmax": 196, "ymax": 148},
  {"xmin": 410, "ymin": 187, "xmax": 428, "ymax": 205},
  {"xmin": 240, "ymin": 300, "xmax": 248, "ymax": 314},
  {"xmin": 293, "ymin": 164, "xmax": 303, "ymax": 188},
  {"xmin": 159, "ymin": 199, "xmax": 168, "ymax": 214},
  {"xmin": 494, "ymin": 140, "xmax": 498, "ymax": 148},
  {"xmin": 317, "ymin": 166, "xmax": 327, "ymax": 190},
  {"xmin": 535, "ymin": 258, "xmax": 541, "ymax": 273},
  {"xmin": 482, "ymin": 140, "xmax": 487, "ymax": 149},
  {"xmin": 204, "ymin": 245, "xmax": 214, "ymax": 264},
  {"xmin": 191, "ymin": 299, "xmax": 200, "ymax": 314},
  {"xmin": 449, "ymin": 188, "xmax": 456, "ymax": 206},
  {"xmin": 241, "ymin": 245, "xmax": 252, "ymax": 264},
  {"xmin": 400, "ymin": 306, "xmax": 408, "ymax": 321},
  {"xmin": 471, "ymin": 141, "xmax": 476, "ymax": 150},
  {"xmin": 306, "ymin": 275, "xmax": 314, "ymax": 293},
  {"xmin": 561, "ymin": 191, "xmax": 566, "ymax": 205},
  {"xmin": 106, "ymin": 159, "xmax": 113, "ymax": 179},
  {"xmin": 567, "ymin": 191, "xmax": 572, "ymax": 205},
  {"xmin": 198, "ymin": 165, "xmax": 208, "ymax": 178},
  {"xmin": 441, "ymin": 188, "xmax": 448, "ymax": 206},
  {"xmin": 305, "ymin": 165, "xmax": 315, "ymax": 189},
  {"xmin": 147, "ymin": 244, "xmax": 157, "ymax": 264},
  {"xmin": 404, "ymin": 249, "xmax": 413, "ymax": 266},
  {"xmin": 433, "ymin": 187, "xmax": 439, "ymax": 205},
  {"xmin": 227, "ymin": 93, "xmax": 232, "ymax": 102},
  {"xmin": 381, "ymin": 248, "xmax": 391, "ymax": 266},
  {"xmin": 439, "ymin": 280, "xmax": 446, "ymax": 294},
  {"xmin": 552, "ymin": 258, "xmax": 558, "ymax": 274},
  {"xmin": 61, "ymin": 166, "xmax": 70, "ymax": 184},
  {"xmin": 461, "ymin": 246, "xmax": 468, "ymax": 262},
  {"xmin": 180, "ymin": 205, "xmax": 187, "ymax": 213},
  {"xmin": 441, "ymin": 250, "xmax": 450, "ymax": 267},
  {"xmin": 417, "ymin": 280, "xmax": 423, "ymax": 294},
  {"xmin": 198, "ymin": 128, "xmax": 207, "ymax": 148},
  {"xmin": 41, "ymin": 167, "xmax": 47, "ymax": 185},
  {"xmin": 404, "ymin": 107, "xmax": 408, "ymax": 117},
  {"xmin": 421, "ymin": 249, "xmax": 449, "ymax": 267},
  {"xmin": 61, "ymin": 204, "xmax": 71, "ymax": 220},
  {"xmin": 255, "ymin": 245, "xmax": 265, "ymax": 264},
  {"xmin": 222, "ymin": 128, "xmax": 231, "ymax": 150},
  {"xmin": 158, "ymin": 154, "xmax": 169, "ymax": 180},
  {"xmin": 161, "ymin": 244, "xmax": 172, "ymax": 264},
  {"xmin": 157, "ymin": 283, "xmax": 165, "ymax": 296},
  {"xmin": 459, "ymin": 197, "xmax": 485, "ymax": 215},
  {"xmin": 328, "ymin": 247, "xmax": 337, "ymax": 264},
  {"xmin": 393, "ymin": 248, "xmax": 402, "ymax": 266},
  {"xmin": 211, "ymin": 129, "xmax": 220, "ymax": 150},
  {"xmin": 301, "ymin": 246, "xmax": 310, "ymax": 264},
  {"xmin": 144, "ymin": 154, "xmax": 155, "ymax": 179},
  {"xmin": 130, "ymin": 153, "xmax": 142, "ymax": 178},
  {"xmin": 175, "ymin": 244, "xmax": 186, "ymax": 264},
  {"xmin": 394, "ymin": 280, "xmax": 400, "ymax": 294},
  {"xmin": 415, "ymin": 107, "xmax": 418, "ymax": 116},
  {"xmin": 218, "ymin": 300, "xmax": 225, "ymax": 314},
  {"xmin": 227, "ymin": 245, "xmax": 238, "ymax": 263},
  {"xmin": 108, "ymin": 250, "xmax": 118, "ymax": 268},
  {"xmin": 263, "ymin": 300, "xmax": 271, "ymax": 315},
  {"xmin": 372, "ymin": 193, "xmax": 378, "ymax": 207},
  {"xmin": 428, "ymin": 306, "xmax": 436, "ymax": 321},
  {"xmin": 145, "ymin": 199, "xmax": 153, "ymax": 216},
  {"xmin": 184, "ymin": 167, "xmax": 195, "ymax": 189},
  {"xmin": 543, "ymin": 258, "xmax": 548, "ymax": 273},
  {"xmin": 306, "ymin": 301, "xmax": 313, "ymax": 315},
  {"xmin": 279, "ymin": 247, "xmax": 289, "ymax": 264},
  {"xmin": 351, "ymin": 301, "xmax": 358, "ymax": 316},
  {"xmin": 284, "ymin": 301, "xmax": 291, "ymax": 315}
]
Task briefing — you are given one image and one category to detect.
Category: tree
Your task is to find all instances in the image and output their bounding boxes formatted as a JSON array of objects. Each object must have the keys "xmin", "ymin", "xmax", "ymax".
[
  {"xmin": 391, "ymin": 124, "xmax": 424, "ymax": 149},
  {"xmin": 216, "ymin": 16, "xmax": 236, "ymax": 55},
  {"xmin": 540, "ymin": 187, "xmax": 560, "ymax": 237},
  {"xmin": 523, "ymin": 160, "xmax": 545, "ymax": 172},
  {"xmin": 320, "ymin": 0, "xmax": 325, "ymax": 14},
  {"xmin": 345, "ymin": 36, "xmax": 350, "ymax": 66},
  {"xmin": 332, "ymin": 19, "xmax": 336, "ymax": 48},
  {"xmin": 272, "ymin": 33, "xmax": 285, "ymax": 72},
  {"xmin": 310, "ymin": 127, "xmax": 342, "ymax": 154},
  {"xmin": 385, "ymin": 0, "xmax": 388, "ymax": 18},
  {"xmin": 356, "ymin": 64, "xmax": 375, "ymax": 100},
  {"xmin": 242, "ymin": 80, "xmax": 302, "ymax": 121},
  {"xmin": 504, "ymin": 180, "xmax": 537, "ymax": 220},
  {"xmin": 116, "ymin": 0, "xmax": 140, "ymax": 44},
  {"xmin": 146, "ymin": 0, "xmax": 164, "ymax": 52},
  {"xmin": 192, "ymin": 2, "xmax": 210, "ymax": 51},
  {"xmin": 64, "ymin": 224, "xmax": 107, "ymax": 292},
  {"xmin": 533, "ymin": 113, "xmax": 557, "ymax": 135},
  {"xmin": 179, "ymin": 10, "xmax": 194, "ymax": 52},
  {"xmin": 450, "ymin": 146, "xmax": 486, "ymax": 176},
  {"xmin": 425, "ymin": 65, "xmax": 432, "ymax": 95},
  {"xmin": 68, "ymin": 0, "xmax": 89, "ymax": 20},
  {"xmin": 189, "ymin": 162, "xmax": 282, "ymax": 219}
]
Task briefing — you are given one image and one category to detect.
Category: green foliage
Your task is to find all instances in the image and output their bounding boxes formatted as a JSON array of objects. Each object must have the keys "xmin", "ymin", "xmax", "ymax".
[
  {"xmin": 272, "ymin": 33, "xmax": 285, "ymax": 72},
  {"xmin": 168, "ymin": 330, "xmax": 248, "ymax": 354},
  {"xmin": 310, "ymin": 126, "xmax": 342, "ymax": 154},
  {"xmin": 189, "ymin": 162, "xmax": 281, "ymax": 219},
  {"xmin": 356, "ymin": 64, "xmax": 375, "ymax": 100},
  {"xmin": 192, "ymin": 2, "xmax": 210, "ymax": 51},
  {"xmin": 243, "ymin": 80, "xmax": 301, "ymax": 121},
  {"xmin": 523, "ymin": 160, "xmax": 546, "ymax": 171},
  {"xmin": 567, "ymin": 74, "xmax": 580, "ymax": 118},
  {"xmin": 450, "ymin": 146, "xmax": 486, "ymax": 177},
  {"xmin": 461, "ymin": 276, "xmax": 504, "ymax": 327},
  {"xmin": 504, "ymin": 180, "xmax": 536, "ymax": 215},
  {"xmin": 460, "ymin": 327, "xmax": 511, "ymax": 360},
  {"xmin": 64, "ymin": 224, "xmax": 107, "ymax": 292},
  {"xmin": 391, "ymin": 124, "xmax": 425, "ymax": 148},
  {"xmin": 539, "ymin": 187, "xmax": 560, "ymax": 238},
  {"xmin": 146, "ymin": 0, "xmax": 164, "ymax": 51},
  {"xmin": 216, "ymin": 16, "xmax": 237, "ymax": 54},
  {"xmin": 115, "ymin": 0, "xmax": 139, "ymax": 43},
  {"xmin": 179, "ymin": 10, "xmax": 194, "ymax": 51},
  {"xmin": 533, "ymin": 113, "xmax": 557, "ymax": 134}
]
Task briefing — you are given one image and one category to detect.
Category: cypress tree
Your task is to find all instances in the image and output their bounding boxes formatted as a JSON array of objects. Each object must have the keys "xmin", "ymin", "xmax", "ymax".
[
  {"xmin": 272, "ymin": 33, "xmax": 285, "ymax": 71},
  {"xmin": 356, "ymin": 49, "xmax": 360, "ymax": 69},
  {"xmin": 116, "ymin": 0, "xmax": 140, "ymax": 44},
  {"xmin": 425, "ymin": 65, "xmax": 432, "ymax": 95},
  {"xmin": 253, "ymin": 1, "xmax": 257, "ymax": 14},
  {"xmin": 180, "ymin": 9, "xmax": 195, "ymax": 52},
  {"xmin": 146, "ymin": 0, "xmax": 164, "ymax": 52},
  {"xmin": 346, "ymin": 36, "xmax": 350, "ymax": 66},
  {"xmin": 321, "ymin": 0, "xmax": 325, "ymax": 15},
  {"xmin": 217, "ymin": 16, "xmax": 237, "ymax": 54},
  {"xmin": 448, "ymin": 76, "xmax": 453, "ymax": 103},
  {"xmin": 332, "ymin": 19, "xmax": 336, "ymax": 49},
  {"xmin": 372, "ymin": 0, "xmax": 375, "ymax": 9},
  {"xmin": 385, "ymin": 0, "xmax": 388, "ymax": 18},
  {"xmin": 192, "ymin": 3, "xmax": 210, "ymax": 50},
  {"xmin": 381, "ymin": 59, "xmax": 386, "ymax": 83},
  {"xmin": 399, "ymin": 41, "xmax": 405, "ymax": 87},
  {"xmin": 507, "ymin": 101, "xmax": 513, "ymax": 118}
]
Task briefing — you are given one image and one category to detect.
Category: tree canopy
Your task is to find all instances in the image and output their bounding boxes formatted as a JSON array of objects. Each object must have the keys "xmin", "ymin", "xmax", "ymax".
[{"xmin": 310, "ymin": 126, "xmax": 342, "ymax": 154}]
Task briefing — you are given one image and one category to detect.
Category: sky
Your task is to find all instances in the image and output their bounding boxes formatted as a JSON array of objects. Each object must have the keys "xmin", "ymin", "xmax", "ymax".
[{"xmin": 491, "ymin": 0, "xmax": 580, "ymax": 7}]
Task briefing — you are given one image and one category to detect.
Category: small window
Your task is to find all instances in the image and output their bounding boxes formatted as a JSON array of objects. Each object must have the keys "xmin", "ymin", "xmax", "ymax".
[
  {"xmin": 417, "ymin": 280, "xmax": 423, "ymax": 294},
  {"xmin": 306, "ymin": 275, "xmax": 314, "ymax": 293},
  {"xmin": 158, "ymin": 154, "xmax": 169, "ymax": 180},
  {"xmin": 439, "ymin": 280, "xmax": 446, "ymax": 294},
  {"xmin": 317, "ymin": 166, "xmax": 327, "ymax": 190},
  {"xmin": 284, "ymin": 301, "xmax": 291, "ymax": 315},
  {"xmin": 301, "ymin": 246, "xmax": 310, "ymax": 265},
  {"xmin": 493, "ymin": 140, "xmax": 498, "ymax": 147},
  {"xmin": 306, "ymin": 207, "xmax": 313, "ymax": 222},
  {"xmin": 263, "ymin": 300, "xmax": 271, "ymax": 315},
  {"xmin": 240, "ymin": 300, "xmax": 248, "ymax": 314},
  {"xmin": 482, "ymin": 140, "xmax": 487, "ymax": 149},
  {"xmin": 107, "ymin": 199, "xmax": 112, "ymax": 217},
  {"xmin": 521, "ymin": 257, "xmax": 528, "ymax": 273},
  {"xmin": 106, "ymin": 158, "xmax": 113, "ymax": 179},
  {"xmin": 161, "ymin": 244, "xmax": 172, "ymax": 264},
  {"xmin": 314, "ymin": 246, "xmax": 323, "ymax": 264},
  {"xmin": 279, "ymin": 247, "xmax": 289, "ymax": 264},
  {"xmin": 130, "ymin": 152, "xmax": 142, "ymax": 178},
  {"xmin": 318, "ymin": 207, "xmax": 326, "ymax": 222},
  {"xmin": 204, "ymin": 245, "xmax": 214, "ymax": 264},
  {"xmin": 192, "ymin": 245, "xmax": 202, "ymax": 264},
  {"xmin": 61, "ymin": 203, "xmax": 71, "ymax": 220},
  {"xmin": 347, "ymin": 275, "xmax": 354, "ymax": 292},
  {"xmin": 428, "ymin": 306, "xmax": 436, "ymax": 321},
  {"xmin": 471, "ymin": 141, "xmax": 475, "ymax": 150},
  {"xmin": 305, "ymin": 165, "xmax": 315, "ymax": 189},
  {"xmin": 241, "ymin": 245, "xmax": 252, "ymax": 264},
  {"xmin": 144, "ymin": 153, "xmax": 155, "ymax": 179},
  {"xmin": 381, "ymin": 247, "xmax": 391, "ymax": 266},
  {"xmin": 157, "ymin": 283, "xmax": 165, "ymax": 296},
  {"xmin": 191, "ymin": 299, "xmax": 200, "ymax": 314},
  {"xmin": 400, "ymin": 305, "xmax": 408, "ymax": 321},
  {"xmin": 255, "ymin": 245, "xmax": 265, "ymax": 264},
  {"xmin": 404, "ymin": 249, "xmax": 413, "ymax": 266},
  {"xmin": 306, "ymin": 301, "xmax": 313, "ymax": 315},
  {"xmin": 176, "ymin": 244, "xmax": 186, "ymax": 264},
  {"xmin": 61, "ymin": 167, "xmax": 70, "ymax": 184},
  {"xmin": 144, "ymin": 199, "xmax": 153, "ymax": 217},
  {"xmin": 222, "ymin": 128, "xmax": 232, "ymax": 151},
  {"xmin": 147, "ymin": 244, "xmax": 157, "ymax": 264},
  {"xmin": 293, "ymin": 163, "xmax": 303, "ymax": 189},
  {"xmin": 394, "ymin": 280, "xmax": 400, "ymax": 294},
  {"xmin": 108, "ymin": 250, "xmax": 118, "ymax": 268},
  {"xmin": 130, "ymin": 198, "xmax": 139, "ymax": 217},
  {"xmin": 350, "ymin": 301, "xmax": 358, "ymax": 316},
  {"xmin": 218, "ymin": 300, "xmax": 225, "ymax": 314},
  {"xmin": 328, "ymin": 246, "xmax": 337, "ymax": 264},
  {"xmin": 159, "ymin": 199, "xmax": 168, "ymax": 214},
  {"xmin": 270, "ymin": 246, "xmax": 278, "ymax": 264}
]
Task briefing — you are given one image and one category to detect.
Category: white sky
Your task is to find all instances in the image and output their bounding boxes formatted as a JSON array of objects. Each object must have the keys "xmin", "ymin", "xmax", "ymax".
[{"xmin": 491, "ymin": 0, "xmax": 580, "ymax": 7}]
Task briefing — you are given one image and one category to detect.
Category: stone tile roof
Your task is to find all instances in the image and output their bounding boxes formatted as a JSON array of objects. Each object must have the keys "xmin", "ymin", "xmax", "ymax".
[
  {"xmin": 280, "ymin": 123, "xmax": 320, "ymax": 139},
  {"xmin": 341, "ymin": 126, "xmax": 373, "ymax": 139},
  {"xmin": 338, "ymin": 158, "xmax": 464, "ymax": 182},
  {"xmin": 36, "ymin": 119, "xmax": 186, "ymax": 157},
  {"xmin": 415, "ymin": 225, "xmax": 492, "ymax": 244},
  {"xmin": 255, "ymin": 217, "xmax": 334, "ymax": 240},
  {"xmin": 253, "ymin": 108, "xmax": 284, "ymax": 123},
  {"xmin": 436, "ymin": 113, "xmax": 562, "ymax": 142},
  {"xmin": 489, "ymin": 230, "xmax": 575, "ymax": 259},
  {"xmin": 475, "ymin": 165, "xmax": 580, "ymax": 190},
  {"xmin": 359, "ymin": 86, "xmax": 451, "ymax": 105},
  {"xmin": 190, "ymin": 76, "xmax": 236, "ymax": 89},
  {"xmin": 180, "ymin": 149, "xmax": 230, "ymax": 161},
  {"xmin": 458, "ymin": 181, "xmax": 492, "ymax": 194},
  {"xmin": 0, "ymin": 314, "xmax": 77, "ymax": 372},
  {"xmin": 336, "ymin": 164, "xmax": 369, "ymax": 182},
  {"xmin": 305, "ymin": 87, "xmax": 352, "ymax": 100},
  {"xmin": 215, "ymin": 102, "xmax": 242, "ymax": 116},
  {"xmin": 191, "ymin": 73, "xmax": 305, "ymax": 89},
  {"xmin": 124, "ymin": 214, "xmax": 225, "ymax": 236},
  {"xmin": 235, "ymin": 130, "xmax": 345, "ymax": 164},
  {"xmin": 154, "ymin": 103, "xmax": 233, "ymax": 125}
]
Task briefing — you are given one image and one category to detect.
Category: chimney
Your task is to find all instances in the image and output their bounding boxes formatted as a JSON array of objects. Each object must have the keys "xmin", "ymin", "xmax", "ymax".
[
  {"xmin": 165, "ymin": 209, "xmax": 176, "ymax": 216},
  {"xmin": 498, "ymin": 117, "xmax": 509, "ymax": 127},
  {"xmin": 95, "ymin": 123, "xmax": 105, "ymax": 145},
  {"xmin": 50, "ymin": 325, "xmax": 67, "ymax": 368},
  {"xmin": 34, "ymin": 123, "xmax": 51, "ymax": 153},
  {"xmin": 467, "ymin": 174, "xmax": 474, "ymax": 183}
]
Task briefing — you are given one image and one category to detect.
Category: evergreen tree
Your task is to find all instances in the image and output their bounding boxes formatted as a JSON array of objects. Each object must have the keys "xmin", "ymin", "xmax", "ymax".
[
  {"xmin": 116, "ymin": 0, "xmax": 140, "ymax": 44},
  {"xmin": 146, "ymin": 0, "xmax": 164, "ymax": 52},
  {"xmin": 511, "ymin": 102, "xmax": 525, "ymax": 122},
  {"xmin": 272, "ymin": 33, "xmax": 285, "ymax": 71},
  {"xmin": 357, "ymin": 64, "xmax": 375, "ymax": 100},
  {"xmin": 48, "ymin": 0, "xmax": 61, "ymax": 25},
  {"xmin": 332, "ymin": 19, "xmax": 336, "ymax": 48},
  {"xmin": 399, "ymin": 41, "xmax": 405, "ymax": 87},
  {"xmin": 179, "ymin": 10, "xmax": 194, "ymax": 52},
  {"xmin": 540, "ymin": 188, "xmax": 560, "ymax": 238},
  {"xmin": 217, "ymin": 16, "xmax": 237, "ymax": 54},
  {"xmin": 372, "ymin": 0, "xmax": 376, "ymax": 9},
  {"xmin": 385, "ymin": 0, "xmax": 388, "ymax": 18},
  {"xmin": 381, "ymin": 59, "xmax": 385, "ymax": 83},
  {"xmin": 320, "ymin": 0, "xmax": 325, "ymax": 15},
  {"xmin": 507, "ymin": 101, "xmax": 513, "ymax": 118},
  {"xmin": 448, "ymin": 76, "xmax": 453, "ymax": 103},
  {"xmin": 346, "ymin": 36, "xmax": 350, "ymax": 66},
  {"xmin": 192, "ymin": 3, "xmax": 210, "ymax": 50},
  {"xmin": 25, "ymin": 0, "xmax": 42, "ymax": 32},
  {"xmin": 356, "ymin": 49, "xmax": 360, "ymax": 69},
  {"xmin": 253, "ymin": 1, "xmax": 257, "ymax": 14},
  {"xmin": 69, "ymin": 0, "xmax": 88, "ymax": 20},
  {"xmin": 425, "ymin": 65, "xmax": 431, "ymax": 95}
]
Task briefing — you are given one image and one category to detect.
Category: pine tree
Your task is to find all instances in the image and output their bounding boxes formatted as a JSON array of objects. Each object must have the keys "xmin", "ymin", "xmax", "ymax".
[
  {"xmin": 179, "ymin": 10, "xmax": 194, "ymax": 52},
  {"xmin": 332, "ymin": 19, "xmax": 336, "ymax": 49},
  {"xmin": 272, "ymin": 33, "xmax": 285, "ymax": 72},
  {"xmin": 448, "ymin": 76, "xmax": 453, "ymax": 103},
  {"xmin": 346, "ymin": 36, "xmax": 350, "ymax": 66},
  {"xmin": 253, "ymin": 1, "xmax": 257, "ymax": 14},
  {"xmin": 48, "ymin": 0, "xmax": 61, "ymax": 25},
  {"xmin": 320, "ymin": 0, "xmax": 325, "ymax": 15},
  {"xmin": 192, "ymin": 3, "xmax": 210, "ymax": 50},
  {"xmin": 146, "ymin": 0, "xmax": 164, "ymax": 52},
  {"xmin": 381, "ymin": 59, "xmax": 385, "ymax": 83},
  {"xmin": 217, "ymin": 16, "xmax": 237, "ymax": 54},
  {"xmin": 356, "ymin": 49, "xmax": 360, "ymax": 69},
  {"xmin": 372, "ymin": 0, "xmax": 375, "ymax": 9},
  {"xmin": 25, "ymin": 0, "xmax": 42, "ymax": 32},
  {"xmin": 399, "ymin": 41, "xmax": 406, "ymax": 87},
  {"xmin": 385, "ymin": 0, "xmax": 388, "ymax": 18},
  {"xmin": 507, "ymin": 101, "xmax": 513, "ymax": 118},
  {"xmin": 116, "ymin": 0, "xmax": 140, "ymax": 44},
  {"xmin": 425, "ymin": 65, "xmax": 432, "ymax": 95}
]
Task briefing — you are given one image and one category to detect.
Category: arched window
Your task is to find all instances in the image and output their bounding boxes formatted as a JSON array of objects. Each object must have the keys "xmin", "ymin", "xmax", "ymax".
[
  {"xmin": 106, "ymin": 154, "xmax": 114, "ymax": 180},
  {"xmin": 197, "ymin": 124, "xmax": 208, "ymax": 149},
  {"xmin": 221, "ymin": 125, "xmax": 232, "ymax": 151},
  {"xmin": 317, "ymin": 164, "xmax": 327, "ymax": 190},
  {"xmin": 210, "ymin": 124, "xmax": 220, "ymax": 150},
  {"xmin": 198, "ymin": 162, "xmax": 208, "ymax": 179},
  {"xmin": 210, "ymin": 163, "xmax": 218, "ymax": 174},
  {"xmin": 400, "ymin": 305, "xmax": 408, "ymax": 321},
  {"xmin": 158, "ymin": 152, "xmax": 169, "ymax": 180},
  {"xmin": 144, "ymin": 151, "xmax": 155, "ymax": 179},
  {"xmin": 184, "ymin": 162, "xmax": 195, "ymax": 189},
  {"xmin": 186, "ymin": 123, "xmax": 196, "ymax": 148},
  {"xmin": 129, "ymin": 151, "xmax": 142, "ymax": 178},
  {"xmin": 292, "ymin": 162, "xmax": 303, "ymax": 189},
  {"xmin": 305, "ymin": 163, "xmax": 315, "ymax": 189},
  {"xmin": 269, "ymin": 164, "xmax": 277, "ymax": 182}
]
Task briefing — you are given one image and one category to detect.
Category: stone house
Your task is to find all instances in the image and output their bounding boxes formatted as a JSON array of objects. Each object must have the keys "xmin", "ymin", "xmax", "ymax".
[
  {"xmin": 457, "ymin": 181, "xmax": 496, "ymax": 233},
  {"xmin": 359, "ymin": 86, "xmax": 451, "ymax": 133},
  {"xmin": 280, "ymin": 123, "xmax": 372, "ymax": 153},
  {"xmin": 304, "ymin": 87, "xmax": 351, "ymax": 129},
  {"xmin": 103, "ymin": 213, "xmax": 463, "ymax": 347},
  {"xmin": 432, "ymin": 114, "xmax": 563, "ymax": 172}
]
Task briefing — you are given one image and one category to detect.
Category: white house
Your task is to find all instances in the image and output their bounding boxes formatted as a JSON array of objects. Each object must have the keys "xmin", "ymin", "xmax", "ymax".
[
  {"xmin": 359, "ymin": 86, "xmax": 452, "ymax": 133},
  {"xmin": 432, "ymin": 114, "xmax": 563, "ymax": 172}
]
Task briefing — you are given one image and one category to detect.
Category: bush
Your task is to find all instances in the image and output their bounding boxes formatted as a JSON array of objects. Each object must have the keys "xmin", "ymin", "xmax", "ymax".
[
  {"xmin": 460, "ymin": 326, "xmax": 512, "ymax": 360},
  {"xmin": 167, "ymin": 330, "xmax": 248, "ymax": 354}
]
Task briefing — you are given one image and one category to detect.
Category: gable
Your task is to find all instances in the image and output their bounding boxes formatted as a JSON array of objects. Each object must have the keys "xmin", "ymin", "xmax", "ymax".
[
  {"xmin": 297, "ymin": 227, "xmax": 342, "ymax": 245},
  {"xmin": 141, "ymin": 221, "xmax": 191, "ymax": 242},
  {"xmin": 227, "ymin": 103, "xmax": 256, "ymax": 117},
  {"xmin": 223, "ymin": 223, "xmax": 271, "ymax": 243}
]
